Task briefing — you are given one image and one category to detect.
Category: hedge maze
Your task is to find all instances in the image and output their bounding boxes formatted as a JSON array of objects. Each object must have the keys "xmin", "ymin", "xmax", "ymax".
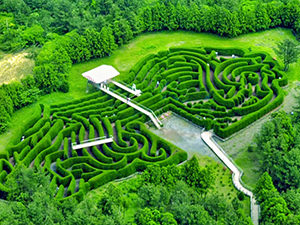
[
  {"xmin": 0, "ymin": 47, "xmax": 287, "ymax": 200},
  {"xmin": 123, "ymin": 46, "xmax": 287, "ymax": 137},
  {"xmin": 0, "ymin": 98, "xmax": 187, "ymax": 200}
]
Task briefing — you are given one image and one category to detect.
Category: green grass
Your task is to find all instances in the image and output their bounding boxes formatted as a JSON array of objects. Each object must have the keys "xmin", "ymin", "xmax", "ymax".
[
  {"xmin": 0, "ymin": 28, "xmax": 298, "ymax": 155},
  {"xmin": 196, "ymin": 155, "xmax": 250, "ymax": 216},
  {"xmin": 88, "ymin": 155, "xmax": 250, "ymax": 222}
]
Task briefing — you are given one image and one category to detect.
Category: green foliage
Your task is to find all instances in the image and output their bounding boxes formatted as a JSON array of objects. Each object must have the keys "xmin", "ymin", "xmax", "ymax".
[
  {"xmin": 0, "ymin": 158, "xmax": 251, "ymax": 225},
  {"xmin": 34, "ymin": 40, "xmax": 72, "ymax": 93},
  {"xmin": 142, "ymin": 164, "xmax": 181, "ymax": 186},
  {"xmin": 1, "ymin": 0, "xmax": 297, "ymax": 136},
  {"xmin": 20, "ymin": 25, "xmax": 45, "ymax": 48},
  {"xmin": 254, "ymin": 172, "xmax": 292, "ymax": 224},
  {"xmin": 254, "ymin": 111, "xmax": 299, "ymax": 191},
  {"xmin": 181, "ymin": 156, "xmax": 215, "ymax": 194},
  {"xmin": 274, "ymin": 39, "xmax": 300, "ymax": 71}
]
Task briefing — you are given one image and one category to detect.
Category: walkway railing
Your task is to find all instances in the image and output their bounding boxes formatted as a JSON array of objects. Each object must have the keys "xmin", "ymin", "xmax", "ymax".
[
  {"xmin": 110, "ymin": 80, "xmax": 142, "ymax": 96},
  {"xmin": 99, "ymin": 86, "xmax": 162, "ymax": 129},
  {"xmin": 72, "ymin": 135, "xmax": 113, "ymax": 146},
  {"xmin": 72, "ymin": 135, "xmax": 113, "ymax": 150},
  {"xmin": 201, "ymin": 131, "xmax": 259, "ymax": 225}
]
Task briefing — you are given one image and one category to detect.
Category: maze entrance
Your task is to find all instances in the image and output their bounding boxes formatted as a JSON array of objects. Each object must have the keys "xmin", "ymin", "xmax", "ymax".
[{"xmin": 82, "ymin": 65, "xmax": 162, "ymax": 129}]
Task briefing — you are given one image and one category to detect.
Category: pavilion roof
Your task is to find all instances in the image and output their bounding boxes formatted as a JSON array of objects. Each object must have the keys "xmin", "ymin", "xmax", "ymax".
[{"xmin": 82, "ymin": 65, "xmax": 120, "ymax": 84}]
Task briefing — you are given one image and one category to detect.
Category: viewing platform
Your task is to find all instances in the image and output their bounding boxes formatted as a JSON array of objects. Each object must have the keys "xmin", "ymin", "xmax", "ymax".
[
  {"xmin": 82, "ymin": 65, "xmax": 162, "ymax": 129},
  {"xmin": 100, "ymin": 86, "xmax": 162, "ymax": 129},
  {"xmin": 72, "ymin": 136, "xmax": 113, "ymax": 150},
  {"xmin": 111, "ymin": 80, "xmax": 142, "ymax": 96}
]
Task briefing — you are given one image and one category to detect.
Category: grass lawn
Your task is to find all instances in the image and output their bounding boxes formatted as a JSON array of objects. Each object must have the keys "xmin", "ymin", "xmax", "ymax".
[{"xmin": 0, "ymin": 28, "xmax": 298, "ymax": 157}]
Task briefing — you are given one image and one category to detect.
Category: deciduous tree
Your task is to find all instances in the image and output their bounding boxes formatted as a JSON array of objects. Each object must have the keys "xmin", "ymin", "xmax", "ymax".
[{"xmin": 274, "ymin": 39, "xmax": 300, "ymax": 71}]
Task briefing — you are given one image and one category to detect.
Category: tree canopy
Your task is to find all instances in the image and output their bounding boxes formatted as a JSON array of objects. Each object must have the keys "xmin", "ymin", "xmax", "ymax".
[{"xmin": 274, "ymin": 39, "xmax": 300, "ymax": 71}]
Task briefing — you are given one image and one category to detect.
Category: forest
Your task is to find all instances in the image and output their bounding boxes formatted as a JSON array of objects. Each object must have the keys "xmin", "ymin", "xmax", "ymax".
[
  {"xmin": 0, "ymin": 0, "xmax": 300, "ymax": 133},
  {"xmin": 0, "ymin": 0, "xmax": 300, "ymax": 224},
  {"xmin": 252, "ymin": 96, "xmax": 300, "ymax": 224},
  {"xmin": 0, "ymin": 156, "xmax": 252, "ymax": 224}
]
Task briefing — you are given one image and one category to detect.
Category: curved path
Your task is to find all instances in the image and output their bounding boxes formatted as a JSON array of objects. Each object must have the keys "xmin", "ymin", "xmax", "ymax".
[{"xmin": 201, "ymin": 131, "xmax": 259, "ymax": 225}]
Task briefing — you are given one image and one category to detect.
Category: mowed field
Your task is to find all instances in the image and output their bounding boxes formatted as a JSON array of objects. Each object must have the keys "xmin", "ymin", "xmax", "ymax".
[{"xmin": 0, "ymin": 28, "xmax": 299, "ymax": 166}]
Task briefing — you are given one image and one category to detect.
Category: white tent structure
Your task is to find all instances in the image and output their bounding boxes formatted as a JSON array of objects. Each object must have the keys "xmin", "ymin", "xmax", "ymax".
[
  {"xmin": 82, "ymin": 65, "xmax": 120, "ymax": 84},
  {"xmin": 81, "ymin": 64, "xmax": 161, "ymax": 129}
]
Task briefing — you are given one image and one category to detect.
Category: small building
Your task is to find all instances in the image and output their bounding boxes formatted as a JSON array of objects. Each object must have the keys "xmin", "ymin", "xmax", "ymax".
[{"xmin": 82, "ymin": 65, "xmax": 120, "ymax": 88}]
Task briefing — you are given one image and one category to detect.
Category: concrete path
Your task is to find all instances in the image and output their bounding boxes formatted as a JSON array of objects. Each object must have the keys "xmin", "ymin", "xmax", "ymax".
[
  {"xmin": 100, "ymin": 86, "xmax": 162, "ymax": 129},
  {"xmin": 201, "ymin": 131, "xmax": 259, "ymax": 225}
]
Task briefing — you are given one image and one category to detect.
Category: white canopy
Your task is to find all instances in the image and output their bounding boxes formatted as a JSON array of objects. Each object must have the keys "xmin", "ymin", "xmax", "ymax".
[{"xmin": 82, "ymin": 65, "xmax": 120, "ymax": 84}]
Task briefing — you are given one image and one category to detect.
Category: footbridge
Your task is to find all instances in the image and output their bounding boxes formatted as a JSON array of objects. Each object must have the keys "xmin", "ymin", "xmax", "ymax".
[
  {"xmin": 82, "ymin": 65, "xmax": 162, "ymax": 129},
  {"xmin": 100, "ymin": 86, "xmax": 162, "ymax": 129},
  {"xmin": 110, "ymin": 80, "xmax": 142, "ymax": 96},
  {"xmin": 72, "ymin": 136, "xmax": 114, "ymax": 150}
]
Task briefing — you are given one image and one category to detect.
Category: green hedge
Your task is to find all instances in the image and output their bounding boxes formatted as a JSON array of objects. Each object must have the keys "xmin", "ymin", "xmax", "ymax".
[{"xmin": 204, "ymin": 47, "xmax": 245, "ymax": 56}]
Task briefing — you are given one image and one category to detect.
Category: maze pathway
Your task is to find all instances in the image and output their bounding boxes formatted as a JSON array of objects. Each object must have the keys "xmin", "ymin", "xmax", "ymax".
[{"xmin": 100, "ymin": 86, "xmax": 162, "ymax": 129}]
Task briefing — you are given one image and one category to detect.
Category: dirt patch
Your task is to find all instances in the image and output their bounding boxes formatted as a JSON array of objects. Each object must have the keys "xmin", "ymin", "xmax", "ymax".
[{"xmin": 0, "ymin": 52, "xmax": 35, "ymax": 84}]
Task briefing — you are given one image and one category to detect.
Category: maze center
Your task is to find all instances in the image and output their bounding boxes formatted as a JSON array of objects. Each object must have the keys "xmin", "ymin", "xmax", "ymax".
[{"xmin": 0, "ymin": 47, "xmax": 287, "ymax": 200}]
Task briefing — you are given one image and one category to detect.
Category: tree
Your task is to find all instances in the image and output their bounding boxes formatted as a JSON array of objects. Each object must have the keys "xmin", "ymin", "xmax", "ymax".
[
  {"xmin": 170, "ymin": 204, "xmax": 214, "ymax": 225},
  {"xmin": 99, "ymin": 26, "xmax": 117, "ymax": 57},
  {"xmin": 254, "ymin": 3, "xmax": 271, "ymax": 31},
  {"xmin": 283, "ymin": 188, "xmax": 300, "ymax": 215},
  {"xmin": 181, "ymin": 156, "xmax": 215, "ymax": 194},
  {"xmin": 1, "ymin": 167, "xmax": 65, "ymax": 224},
  {"xmin": 64, "ymin": 30, "xmax": 91, "ymax": 63},
  {"xmin": 254, "ymin": 172, "xmax": 292, "ymax": 224},
  {"xmin": 34, "ymin": 40, "xmax": 71, "ymax": 93},
  {"xmin": 20, "ymin": 24, "xmax": 45, "ymax": 47},
  {"xmin": 138, "ymin": 184, "xmax": 170, "ymax": 208},
  {"xmin": 254, "ymin": 172, "xmax": 279, "ymax": 204},
  {"xmin": 274, "ymin": 39, "xmax": 300, "ymax": 71},
  {"xmin": 254, "ymin": 111, "xmax": 299, "ymax": 191},
  {"xmin": 142, "ymin": 164, "xmax": 181, "ymax": 186}
]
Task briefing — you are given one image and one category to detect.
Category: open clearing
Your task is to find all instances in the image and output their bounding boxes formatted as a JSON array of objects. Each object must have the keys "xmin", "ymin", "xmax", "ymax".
[{"xmin": 0, "ymin": 52, "xmax": 34, "ymax": 84}]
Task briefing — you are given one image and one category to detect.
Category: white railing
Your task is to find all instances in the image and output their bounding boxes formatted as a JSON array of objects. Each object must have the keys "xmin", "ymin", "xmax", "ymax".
[
  {"xmin": 72, "ymin": 135, "xmax": 113, "ymax": 146},
  {"xmin": 110, "ymin": 81, "xmax": 142, "ymax": 96},
  {"xmin": 99, "ymin": 86, "xmax": 162, "ymax": 129}
]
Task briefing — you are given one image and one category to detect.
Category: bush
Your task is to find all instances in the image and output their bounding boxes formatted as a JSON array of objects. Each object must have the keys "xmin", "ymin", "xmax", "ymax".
[{"xmin": 238, "ymin": 192, "xmax": 245, "ymax": 201}]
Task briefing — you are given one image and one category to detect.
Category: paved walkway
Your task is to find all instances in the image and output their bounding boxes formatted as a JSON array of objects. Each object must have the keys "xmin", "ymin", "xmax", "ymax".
[
  {"xmin": 201, "ymin": 131, "xmax": 259, "ymax": 225},
  {"xmin": 100, "ymin": 86, "xmax": 162, "ymax": 129}
]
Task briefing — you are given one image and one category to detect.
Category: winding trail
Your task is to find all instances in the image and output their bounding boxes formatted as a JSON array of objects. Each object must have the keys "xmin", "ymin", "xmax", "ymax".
[{"xmin": 201, "ymin": 131, "xmax": 259, "ymax": 225}]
